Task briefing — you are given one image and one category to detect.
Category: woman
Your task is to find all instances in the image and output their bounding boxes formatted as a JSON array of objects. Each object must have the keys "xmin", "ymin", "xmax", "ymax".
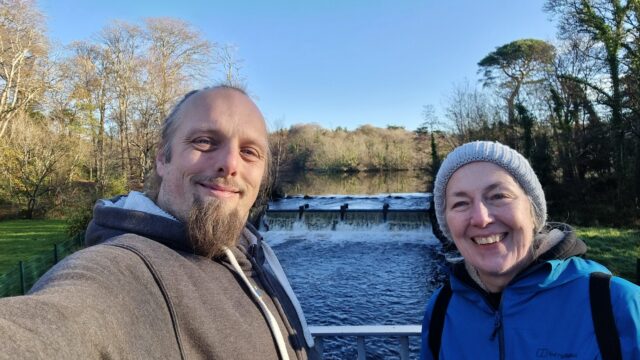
[{"xmin": 420, "ymin": 141, "xmax": 640, "ymax": 359}]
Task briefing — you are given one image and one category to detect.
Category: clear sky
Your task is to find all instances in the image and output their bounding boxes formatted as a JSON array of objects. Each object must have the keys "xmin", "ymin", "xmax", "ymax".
[{"xmin": 39, "ymin": 0, "xmax": 558, "ymax": 131}]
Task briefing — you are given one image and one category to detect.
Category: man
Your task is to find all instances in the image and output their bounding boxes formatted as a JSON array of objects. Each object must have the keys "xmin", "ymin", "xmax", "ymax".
[{"xmin": 0, "ymin": 85, "xmax": 316, "ymax": 360}]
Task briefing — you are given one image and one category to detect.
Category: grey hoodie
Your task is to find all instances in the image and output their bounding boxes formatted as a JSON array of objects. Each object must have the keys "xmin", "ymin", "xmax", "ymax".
[{"xmin": 0, "ymin": 192, "xmax": 316, "ymax": 360}]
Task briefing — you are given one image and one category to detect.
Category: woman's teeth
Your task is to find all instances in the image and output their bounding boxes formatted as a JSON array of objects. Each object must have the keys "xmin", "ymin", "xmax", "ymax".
[{"xmin": 473, "ymin": 234, "xmax": 504, "ymax": 245}]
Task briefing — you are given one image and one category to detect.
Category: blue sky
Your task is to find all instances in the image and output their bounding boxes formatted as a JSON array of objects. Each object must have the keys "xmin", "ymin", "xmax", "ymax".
[{"xmin": 39, "ymin": 0, "xmax": 557, "ymax": 131}]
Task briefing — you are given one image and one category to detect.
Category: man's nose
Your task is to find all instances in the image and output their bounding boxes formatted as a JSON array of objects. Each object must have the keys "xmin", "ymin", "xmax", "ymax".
[
  {"xmin": 469, "ymin": 201, "xmax": 492, "ymax": 227},
  {"xmin": 215, "ymin": 145, "xmax": 239, "ymax": 177}
]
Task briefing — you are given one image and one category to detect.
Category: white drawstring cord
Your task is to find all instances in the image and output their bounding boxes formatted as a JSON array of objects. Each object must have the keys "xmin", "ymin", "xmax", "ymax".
[{"xmin": 223, "ymin": 247, "xmax": 290, "ymax": 360}]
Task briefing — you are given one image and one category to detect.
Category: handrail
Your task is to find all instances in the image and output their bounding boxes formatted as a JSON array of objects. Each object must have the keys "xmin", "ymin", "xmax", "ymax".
[
  {"xmin": 266, "ymin": 209, "xmax": 429, "ymax": 213},
  {"xmin": 309, "ymin": 324, "xmax": 421, "ymax": 360}
]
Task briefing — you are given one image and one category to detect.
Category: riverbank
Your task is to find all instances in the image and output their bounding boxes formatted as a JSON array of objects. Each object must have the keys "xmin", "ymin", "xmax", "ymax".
[{"xmin": 0, "ymin": 220, "xmax": 637, "ymax": 283}]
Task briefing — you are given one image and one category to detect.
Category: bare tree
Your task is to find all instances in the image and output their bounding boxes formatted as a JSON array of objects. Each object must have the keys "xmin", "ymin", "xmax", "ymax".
[
  {"xmin": 66, "ymin": 41, "xmax": 112, "ymax": 193},
  {"xmin": 0, "ymin": 0, "xmax": 48, "ymax": 138},
  {"xmin": 216, "ymin": 44, "xmax": 245, "ymax": 88},
  {"xmin": 131, "ymin": 17, "xmax": 214, "ymax": 183},
  {"xmin": 444, "ymin": 80, "xmax": 497, "ymax": 143},
  {"xmin": 99, "ymin": 21, "xmax": 143, "ymax": 181}
]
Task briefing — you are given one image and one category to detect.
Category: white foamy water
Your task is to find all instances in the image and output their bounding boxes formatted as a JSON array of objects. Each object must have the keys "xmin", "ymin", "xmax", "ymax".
[{"xmin": 262, "ymin": 194, "xmax": 445, "ymax": 359}]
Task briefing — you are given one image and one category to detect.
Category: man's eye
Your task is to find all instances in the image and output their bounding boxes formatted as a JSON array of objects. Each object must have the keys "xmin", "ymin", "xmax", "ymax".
[
  {"xmin": 192, "ymin": 137, "xmax": 214, "ymax": 150},
  {"xmin": 241, "ymin": 147, "xmax": 261, "ymax": 159}
]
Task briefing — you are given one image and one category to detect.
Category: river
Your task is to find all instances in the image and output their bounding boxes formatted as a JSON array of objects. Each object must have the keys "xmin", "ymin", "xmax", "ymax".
[{"xmin": 262, "ymin": 172, "xmax": 446, "ymax": 359}]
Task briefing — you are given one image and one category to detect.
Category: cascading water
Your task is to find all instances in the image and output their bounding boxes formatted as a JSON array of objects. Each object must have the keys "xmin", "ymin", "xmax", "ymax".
[{"xmin": 261, "ymin": 193, "xmax": 448, "ymax": 359}]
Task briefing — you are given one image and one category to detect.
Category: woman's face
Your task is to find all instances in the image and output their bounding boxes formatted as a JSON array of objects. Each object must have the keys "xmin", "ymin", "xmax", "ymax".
[{"xmin": 445, "ymin": 162, "xmax": 536, "ymax": 291}]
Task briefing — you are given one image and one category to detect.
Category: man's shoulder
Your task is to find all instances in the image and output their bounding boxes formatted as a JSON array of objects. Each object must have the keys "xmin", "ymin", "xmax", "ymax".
[{"xmin": 97, "ymin": 233, "xmax": 190, "ymax": 263}]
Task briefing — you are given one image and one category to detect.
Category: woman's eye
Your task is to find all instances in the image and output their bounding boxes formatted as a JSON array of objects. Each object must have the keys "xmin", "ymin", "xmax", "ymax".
[
  {"xmin": 490, "ymin": 192, "xmax": 510, "ymax": 201},
  {"xmin": 450, "ymin": 201, "xmax": 468, "ymax": 210}
]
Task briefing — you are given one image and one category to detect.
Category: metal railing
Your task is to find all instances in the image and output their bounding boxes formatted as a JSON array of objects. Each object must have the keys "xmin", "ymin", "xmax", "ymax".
[
  {"xmin": 310, "ymin": 324, "xmax": 421, "ymax": 360},
  {"xmin": 0, "ymin": 233, "xmax": 84, "ymax": 298}
]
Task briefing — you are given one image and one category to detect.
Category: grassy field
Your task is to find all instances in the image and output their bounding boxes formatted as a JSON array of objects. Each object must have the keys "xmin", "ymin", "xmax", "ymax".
[
  {"xmin": 576, "ymin": 227, "xmax": 640, "ymax": 283},
  {"xmin": 0, "ymin": 219, "xmax": 68, "ymax": 274}
]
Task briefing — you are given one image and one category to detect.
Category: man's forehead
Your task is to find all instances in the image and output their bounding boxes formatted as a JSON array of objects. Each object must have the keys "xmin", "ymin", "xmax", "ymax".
[{"xmin": 178, "ymin": 88, "xmax": 267, "ymax": 141}]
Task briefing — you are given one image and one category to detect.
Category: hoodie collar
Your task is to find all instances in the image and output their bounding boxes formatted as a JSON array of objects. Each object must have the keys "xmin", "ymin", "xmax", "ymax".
[{"xmin": 86, "ymin": 192, "xmax": 261, "ymax": 263}]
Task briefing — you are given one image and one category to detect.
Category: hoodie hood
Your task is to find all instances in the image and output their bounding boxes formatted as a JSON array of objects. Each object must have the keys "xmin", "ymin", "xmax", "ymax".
[
  {"xmin": 534, "ymin": 223, "xmax": 587, "ymax": 262},
  {"xmin": 85, "ymin": 192, "xmax": 193, "ymax": 253}
]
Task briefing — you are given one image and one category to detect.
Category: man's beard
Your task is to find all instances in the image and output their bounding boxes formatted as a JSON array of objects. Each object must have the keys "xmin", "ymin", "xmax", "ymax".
[{"xmin": 186, "ymin": 196, "xmax": 246, "ymax": 259}]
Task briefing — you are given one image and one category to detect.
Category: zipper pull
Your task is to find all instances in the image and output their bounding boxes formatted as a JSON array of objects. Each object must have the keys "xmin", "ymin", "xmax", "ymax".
[{"xmin": 490, "ymin": 313, "xmax": 502, "ymax": 340}]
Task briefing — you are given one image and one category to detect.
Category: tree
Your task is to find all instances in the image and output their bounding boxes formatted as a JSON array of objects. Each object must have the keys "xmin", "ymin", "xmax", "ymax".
[
  {"xmin": 444, "ymin": 80, "xmax": 497, "ymax": 143},
  {"xmin": 515, "ymin": 103, "xmax": 535, "ymax": 159},
  {"xmin": 0, "ymin": 0, "xmax": 48, "ymax": 138},
  {"xmin": 478, "ymin": 39, "xmax": 556, "ymax": 126},
  {"xmin": 143, "ymin": 17, "xmax": 213, "ymax": 122},
  {"xmin": 99, "ymin": 21, "xmax": 144, "ymax": 183},
  {"xmin": 419, "ymin": 105, "xmax": 442, "ymax": 178},
  {"xmin": 545, "ymin": 0, "xmax": 637, "ymax": 201},
  {"xmin": 132, "ymin": 18, "xmax": 214, "ymax": 183},
  {"xmin": 67, "ymin": 41, "xmax": 112, "ymax": 194},
  {"xmin": 216, "ymin": 44, "xmax": 245, "ymax": 88},
  {"xmin": 0, "ymin": 121, "xmax": 79, "ymax": 218}
]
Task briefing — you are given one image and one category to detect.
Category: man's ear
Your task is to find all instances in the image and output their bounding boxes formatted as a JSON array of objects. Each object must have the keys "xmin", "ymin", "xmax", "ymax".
[{"xmin": 156, "ymin": 150, "xmax": 167, "ymax": 177}]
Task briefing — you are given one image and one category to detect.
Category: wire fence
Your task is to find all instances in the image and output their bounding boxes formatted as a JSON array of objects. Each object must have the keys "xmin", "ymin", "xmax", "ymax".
[{"xmin": 0, "ymin": 234, "xmax": 84, "ymax": 298}]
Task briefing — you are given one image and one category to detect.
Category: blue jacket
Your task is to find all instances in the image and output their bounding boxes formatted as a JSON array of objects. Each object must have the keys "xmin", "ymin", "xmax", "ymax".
[{"xmin": 420, "ymin": 227, "xmax": 640, "ymax": 359}]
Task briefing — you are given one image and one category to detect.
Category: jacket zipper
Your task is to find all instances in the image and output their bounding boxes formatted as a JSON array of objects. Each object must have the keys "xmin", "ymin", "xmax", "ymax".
[
  {"xmin": 485, "ymin": 295, "xmax": 505, "ymax": 360},
  {"xmin": 492, "ymin": 310, "xmax": 505, "ymax": 360}
]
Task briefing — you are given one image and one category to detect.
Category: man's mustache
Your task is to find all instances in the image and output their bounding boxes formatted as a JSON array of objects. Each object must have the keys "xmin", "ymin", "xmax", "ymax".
[{"xmin": 191, "ymin": 175, "xmax": 246, "ymax": 194}]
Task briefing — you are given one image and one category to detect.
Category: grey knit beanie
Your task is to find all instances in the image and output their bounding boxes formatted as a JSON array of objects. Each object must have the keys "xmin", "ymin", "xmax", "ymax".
[{"xmin": 433, "ymin": 141, "xmax": 547, "ymax": 242}]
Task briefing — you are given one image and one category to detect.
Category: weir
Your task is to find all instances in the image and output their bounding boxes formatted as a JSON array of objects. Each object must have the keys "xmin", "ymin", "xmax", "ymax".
[{"xmin": 261, "ymin": 198, "xmax": 432, "ymax": 232}]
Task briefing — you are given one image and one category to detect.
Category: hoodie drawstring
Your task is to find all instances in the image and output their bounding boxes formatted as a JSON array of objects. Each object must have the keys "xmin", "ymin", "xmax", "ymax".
[{"xmin": 223, "ymin": 247, "xmax": 290, "ymax": 360}]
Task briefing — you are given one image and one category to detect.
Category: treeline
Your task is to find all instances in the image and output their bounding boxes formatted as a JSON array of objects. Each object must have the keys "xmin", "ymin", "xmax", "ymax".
[
  {"xmin": 0, "ymin": 0, "xmax": 639, "ymax": 227},
  {"xmin": 0, "ymin": 0, "xmax": 242, "ymax": 219},
  {"xmin": 438, "ymin": 0, "xmax": 640, "ymax": 226},
  {"xmin": 270, "ymin": 0, "xmax": 640, "ymax": 226},
  {"xmin": 270, "ymin": 124, "xmax": 438, "ymax": 172}
]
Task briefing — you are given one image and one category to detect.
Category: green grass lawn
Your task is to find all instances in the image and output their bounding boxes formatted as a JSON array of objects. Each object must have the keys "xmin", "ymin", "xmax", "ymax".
[
  {"xmin": 0, "ymin": 219, "xmax": 69, "ymax": 274},
  {"xmin": 577, "ymin": 227, "xmax": 640, "ymax": 283}
]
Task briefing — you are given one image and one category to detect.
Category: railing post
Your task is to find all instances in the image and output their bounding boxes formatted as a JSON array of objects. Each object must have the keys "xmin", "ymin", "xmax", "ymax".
[
  {"xmin": 298, "ymin": 204, "xmax": 309, "ymax": 220},
  {"xmin": 399, "ymin": 336, "xmax": 410, "ymax": 360},
  {"xmin": 382, "ymin": 203, "xmax": 390, "ymax": 222},
  {"xmin": 18, "ymin": 261, "xmax": 25, "ymax": 295},
  {"xmin": 54, "ymin": 243, "xmax": 59, "ymax": 264},
  {"xmin": 356, "ymin": 336, "xmax": 365, "ymax": 360},
  {"xmin": 340, "ymin": 204, "xmax": 348, "ymax": 221},
  {"xmin": 315, "ymin": 337, "xmax": 324, "ymax": 359}
]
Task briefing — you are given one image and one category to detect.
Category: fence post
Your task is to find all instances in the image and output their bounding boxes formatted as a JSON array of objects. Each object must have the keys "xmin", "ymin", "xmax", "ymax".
[
  {"xmin": 19, "ymin": 261, "xmax": 25, "ymax": 295},
  {"xmin": 54, "ymin": 243, "xmax": 59, "ymax": 264},
  {"xmin": 636, "ymin": 258, "xmax": 639, "ymax": 284}
]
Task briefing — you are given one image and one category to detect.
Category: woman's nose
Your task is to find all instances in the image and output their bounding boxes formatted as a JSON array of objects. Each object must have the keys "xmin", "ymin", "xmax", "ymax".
[{"xmin": 469, "ymin": 201, "xmax": 493, "ymax": 227}]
